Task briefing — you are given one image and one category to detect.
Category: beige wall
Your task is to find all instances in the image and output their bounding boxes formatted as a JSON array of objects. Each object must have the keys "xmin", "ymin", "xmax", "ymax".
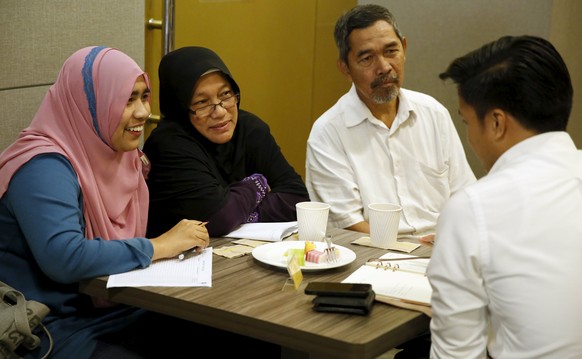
[
  {"xmin": 550, "ymin": 0, "xmax": 582, "ymax": 159},
  {"xmin": 0, "ymin": 0, "xmax": 145, "ymax": 152},
  {"xmin": 363, "ymin": 0, "xmax": 581, "ymax": 178}
]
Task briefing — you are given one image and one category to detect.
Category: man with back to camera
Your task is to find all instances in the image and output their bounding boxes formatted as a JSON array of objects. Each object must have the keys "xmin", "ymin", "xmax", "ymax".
[
  {"xmin": 428, "ymin": 35, "xmax": 582, "ymax": 358},
  {"xmin": 305, "ymin": 4, "xmax": 476, "ymax": 244}
]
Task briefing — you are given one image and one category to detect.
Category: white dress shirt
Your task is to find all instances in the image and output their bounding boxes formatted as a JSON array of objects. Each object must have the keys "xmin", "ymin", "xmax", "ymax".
[
  {"xmin": 428, "ymin": 132, "xmax": 582, "ymax": 358},
  {"xmin": 306, "ymin": 84, "xmax": 475, "ymax": 236}
]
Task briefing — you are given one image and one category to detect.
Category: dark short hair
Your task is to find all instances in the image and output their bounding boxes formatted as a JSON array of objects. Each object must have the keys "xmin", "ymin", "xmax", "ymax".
[
  {"xmin": 440, "ymin": 35, "xmax": 573, "ymax": 132},
  {"xmin": 334, "ymin": 4, "xmax": 404, "ymax": 65}
]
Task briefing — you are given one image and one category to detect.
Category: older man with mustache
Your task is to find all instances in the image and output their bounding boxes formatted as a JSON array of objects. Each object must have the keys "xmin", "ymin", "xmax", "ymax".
[{"xmin": 306, "ymin": 4, "xmax": 475, "ymax": 245}]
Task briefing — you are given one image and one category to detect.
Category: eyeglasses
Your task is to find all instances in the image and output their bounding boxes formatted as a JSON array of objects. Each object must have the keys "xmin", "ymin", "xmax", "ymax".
[{"xmin": 189, "ymin": 94, "xmax": 239, "ymax": 118}]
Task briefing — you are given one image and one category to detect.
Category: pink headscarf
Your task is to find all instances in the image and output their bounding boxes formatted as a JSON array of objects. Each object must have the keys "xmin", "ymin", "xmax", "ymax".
[{"xmin": 0, "ymin": 46, "xmax": 150, "ymax": 240}]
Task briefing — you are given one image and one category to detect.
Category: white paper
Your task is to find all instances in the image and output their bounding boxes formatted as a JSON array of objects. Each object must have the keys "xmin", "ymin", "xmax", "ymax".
[
  {"xmin": 222, "ymin": 221, "xmax": 298, "ymax": 242},
  {"xmin": 106, "ymin": 248, "xmax": 212, "ymax": 288},
  {"xmin": 343, "ymin": 253, "xmax": 432, "ymax": 304}
]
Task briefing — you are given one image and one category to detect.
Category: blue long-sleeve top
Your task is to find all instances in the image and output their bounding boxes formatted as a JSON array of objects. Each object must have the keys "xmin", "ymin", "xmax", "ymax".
[{"xmin": 0, "ymin": 153, "xmax": 153, "ymax": 359}]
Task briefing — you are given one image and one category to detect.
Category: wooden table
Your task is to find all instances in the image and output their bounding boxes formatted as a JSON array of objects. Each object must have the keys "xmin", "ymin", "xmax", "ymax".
[{"xmin": 79, "ymin": 228, "xmax": 432, "ymax": 359}]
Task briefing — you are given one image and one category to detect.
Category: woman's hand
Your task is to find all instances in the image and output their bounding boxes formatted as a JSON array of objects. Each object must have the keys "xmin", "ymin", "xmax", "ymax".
[{"xmin": 150, "ymin": 219, "xmax": 210, "ymax": 261}]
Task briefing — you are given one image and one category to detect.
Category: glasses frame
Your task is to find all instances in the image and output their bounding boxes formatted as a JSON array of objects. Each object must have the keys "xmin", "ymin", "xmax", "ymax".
[{"xmin": 188, "ymin": 93, "xmax": 239, "ymax": 118}]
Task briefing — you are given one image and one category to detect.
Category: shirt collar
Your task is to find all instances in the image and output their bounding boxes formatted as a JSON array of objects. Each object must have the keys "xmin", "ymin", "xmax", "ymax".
[
  {"xmin": 490, "ymin": 131, "xmax": 576, "ymax": 175},
  {"xmin": 343, "ymin": 84, "xmax": 415, "ymax": 129}
]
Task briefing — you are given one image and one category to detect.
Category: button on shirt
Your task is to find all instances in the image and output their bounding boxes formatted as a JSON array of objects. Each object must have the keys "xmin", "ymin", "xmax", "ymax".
[{"xmin": 306, "ymin": 84, "xmax": 475, "ymax": 236}]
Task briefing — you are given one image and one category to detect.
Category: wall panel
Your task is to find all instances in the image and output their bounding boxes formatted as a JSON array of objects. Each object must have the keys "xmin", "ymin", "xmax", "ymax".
[
  {"xmin": 362, "ymin": 0, "xmax": 557, "ymax": 178},
  {"xmin": 550, "ymin": 0, "xmax": 582, "ymax": 153},
  {"xmin": 0, "ymin": 0, "xmax": 145, "ymax": 151},
  {"xmin": 312, "ymin": 0, "xmax": 355, "ymax": 121},
  {"xmin": 0, "ymin": 87, "xmax": 49, "ymax": 149}
]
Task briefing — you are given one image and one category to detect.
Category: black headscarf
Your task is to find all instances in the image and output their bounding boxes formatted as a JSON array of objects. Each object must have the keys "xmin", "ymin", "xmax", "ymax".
[
  {"xmin": 158, "ymin": 46, "xmax": 243, "ymax": 177},
  {"xmin": 158, "ymin": 46, "xmax": 240, "ymax": 122},
  {"xmin": 144, "ymin": 47, "xmax": 310, "ymax": 237}
]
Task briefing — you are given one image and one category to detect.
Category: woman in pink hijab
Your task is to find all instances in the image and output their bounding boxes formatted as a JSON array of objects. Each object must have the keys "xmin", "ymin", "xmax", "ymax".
[{"xmin": 0, "ymin": 46, "xmax": 210, "ymax": 358}]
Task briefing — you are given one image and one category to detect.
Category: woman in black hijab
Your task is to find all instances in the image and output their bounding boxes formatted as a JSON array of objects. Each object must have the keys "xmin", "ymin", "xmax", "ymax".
[{"xmin": 143, "ymin": 47, "xmax": 310, "ymax": 237}]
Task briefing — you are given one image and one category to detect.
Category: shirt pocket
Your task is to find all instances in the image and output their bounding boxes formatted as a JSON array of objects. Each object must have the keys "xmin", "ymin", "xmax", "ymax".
[{"xmin": 416, "ymin": 160, "xmax": 451, "ymax": 212}]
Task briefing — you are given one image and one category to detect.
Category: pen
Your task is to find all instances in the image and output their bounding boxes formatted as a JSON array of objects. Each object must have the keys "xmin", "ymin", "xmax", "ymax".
[{"xmin": 178, "ymin": 221, "xmax": 209, "ymax": 261}]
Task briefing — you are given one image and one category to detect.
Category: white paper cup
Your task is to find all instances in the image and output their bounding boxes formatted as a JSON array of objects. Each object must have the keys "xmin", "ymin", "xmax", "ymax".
[
  {"xmin": 295, "ymin": 201, "xmax": 330, "ymax": 241},
  {"xmin": 368, "ymin": 203, "xmax": 402, "ymax": 249}
]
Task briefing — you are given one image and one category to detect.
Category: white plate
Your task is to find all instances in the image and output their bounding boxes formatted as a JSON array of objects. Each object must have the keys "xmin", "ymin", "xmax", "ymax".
[{"xmin": 252, "ymin": 241, "xmax": 356, "ymax": 271}]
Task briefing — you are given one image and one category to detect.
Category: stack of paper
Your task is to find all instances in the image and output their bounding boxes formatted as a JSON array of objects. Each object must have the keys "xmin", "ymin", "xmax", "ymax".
[
  {"xmin": 343, "ymin": 253, "xmax": 432, "ymax": 315},
  {"xmin": 223, "ymin": 221, "xmax": 298, "ymax": 242}
]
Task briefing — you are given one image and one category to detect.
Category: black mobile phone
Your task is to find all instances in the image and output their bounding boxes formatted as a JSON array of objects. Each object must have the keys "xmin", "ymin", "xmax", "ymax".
[
  {"xmin": 304, "ymin": 281, "xmax": 372, "ymax": 298},
  {"xmin": 312, "ymin": 290, "xmax": 375, "ymax": 308}
]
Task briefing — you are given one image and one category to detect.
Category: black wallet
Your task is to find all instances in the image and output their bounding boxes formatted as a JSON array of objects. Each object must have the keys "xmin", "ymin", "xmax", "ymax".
[{"xmin": 312, "ymin": 290, "xmax": 375, "ymax": 316}]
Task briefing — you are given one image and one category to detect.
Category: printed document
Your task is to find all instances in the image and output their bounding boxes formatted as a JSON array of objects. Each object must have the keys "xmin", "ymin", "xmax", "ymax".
[{"xmin": 107, "ymin": 247, "xmax": 212, "ymax": 288}]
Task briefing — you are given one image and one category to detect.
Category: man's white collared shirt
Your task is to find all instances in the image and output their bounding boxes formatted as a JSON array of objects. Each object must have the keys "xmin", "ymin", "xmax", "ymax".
[{"xmin": 306, "ymin": 84, "xmax": 475, "ymax": 236}]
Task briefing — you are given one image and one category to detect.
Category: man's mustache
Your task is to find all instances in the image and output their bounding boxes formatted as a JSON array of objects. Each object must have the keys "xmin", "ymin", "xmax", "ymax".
[{"xmin": 371, "ymin": 73, "xmax": 398, "ymax": 89}]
